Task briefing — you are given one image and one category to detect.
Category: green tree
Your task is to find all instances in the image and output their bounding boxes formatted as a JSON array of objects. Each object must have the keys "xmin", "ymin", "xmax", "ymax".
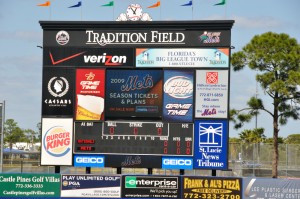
[
  {"xmin": 284, "ymin": 134, "xmax": 300, "ymax": 144},
  {"xmin": 24, "ymin": 129, "xmax": 38, "ymax": 148},
  {"xmin": 4, "ymin": 119, "xmax": 26, "ymax": 149},
  {"xmin": 239, "ymin": 128, "xmax": 266, "ymax": 143},
  {"xmin": 231, "ymin": 32, "xmax": 300, "ymax": 178}
]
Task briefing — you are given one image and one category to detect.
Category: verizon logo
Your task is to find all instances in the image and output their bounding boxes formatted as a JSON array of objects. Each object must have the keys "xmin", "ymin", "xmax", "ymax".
[{"xmin": 84, "ymin": 54, "xmax": 127, "ymax": 65}]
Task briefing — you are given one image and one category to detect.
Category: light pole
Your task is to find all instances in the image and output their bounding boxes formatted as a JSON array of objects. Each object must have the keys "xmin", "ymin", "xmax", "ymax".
[{"xmin": 0, "ymin": 100, "xmax": 5, "ymax": 173}]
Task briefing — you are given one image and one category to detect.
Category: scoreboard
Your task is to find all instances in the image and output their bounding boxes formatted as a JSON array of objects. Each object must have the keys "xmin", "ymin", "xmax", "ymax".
[
  {"xmin": 74, "ymin": 121, "xmax": 193, "ymax": 156},
  {"xmin": 40, "ymin": 20, "xmax": 234, "ymax": 169}
]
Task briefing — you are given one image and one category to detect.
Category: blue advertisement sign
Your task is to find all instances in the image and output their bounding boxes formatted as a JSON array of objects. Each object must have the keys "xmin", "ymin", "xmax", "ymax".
[
  {"xmin": 162, "ymin": 157, "xmax": 193, "ymax": 170},
  {"xmin": 105, "ymin": 69, "xmax": 163, "ymax": 119},
  {"xmin": 163, "ymin": 70, "xmax": 193, "ymax": 122},
  {"xmin": 136, "ymin": 48, "xmax": 229, "ymax": 68},
  {"xmin": 193, "ymin": 120, "xmax": 228, "ymax": 169},
  {"xmin": 74, "ymin": 155, "xmax": 105, "ymax": 167}
]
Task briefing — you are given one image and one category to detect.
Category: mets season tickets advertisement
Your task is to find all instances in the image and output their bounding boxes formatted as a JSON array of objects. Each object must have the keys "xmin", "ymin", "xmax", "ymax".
[
  {"xmin": 163, "ymin": 70, "xmax": 194, "ymax": 122},
  {"xmin": 136, "ymin": 48, "xmax": 229, "ymax": 68},
  {"xmin": 195, "ymin": 70, "xmax": 229, "ymax": 118},
  {"xmin": 41, "ymin": 118, "xmax": 73, "ymax": 166},
  {"xmin": 105, "ymin": 69, "xmax": 163, "ymax": 119},
  {"xmin": 75, "ymin": 69, "xmax": 105, "ymax": 121}
]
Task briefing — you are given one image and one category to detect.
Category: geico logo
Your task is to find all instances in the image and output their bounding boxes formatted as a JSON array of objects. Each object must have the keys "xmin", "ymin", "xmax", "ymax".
[
  {"xmin": 76, "ymin": 157, "xmax": 104, "ymax": 164},
  {"xmin": 163, "ymin": 159, "xmax": 192, "ymax": 166}
]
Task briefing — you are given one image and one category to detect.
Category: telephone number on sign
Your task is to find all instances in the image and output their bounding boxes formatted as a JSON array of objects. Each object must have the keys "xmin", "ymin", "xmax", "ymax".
[
  {"xmin": 15, "ymin": 184, "xmax": 43, "ymax": 188},
  {"xmin": 198, "ymin": 93, "xmax": 223, "ymax": 97},
  {"xmin": 184, "ymin": 193, "xmax": 240, "ymax": 199}
]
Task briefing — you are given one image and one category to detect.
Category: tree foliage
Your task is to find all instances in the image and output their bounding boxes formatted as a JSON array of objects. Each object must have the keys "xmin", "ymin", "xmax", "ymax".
[
  {"xmin": 230, "ymin": 32, "xmax": 300, "ymax": 178},
  {"xmin": 4, "ymin": 119, "xmax": 26, "ymax": 149}
]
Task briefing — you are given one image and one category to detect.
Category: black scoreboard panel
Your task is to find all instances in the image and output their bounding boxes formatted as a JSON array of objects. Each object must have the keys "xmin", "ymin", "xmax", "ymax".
[{"xmin": 74, "ymin": 121, "xmax": 193, "ymax": 156}]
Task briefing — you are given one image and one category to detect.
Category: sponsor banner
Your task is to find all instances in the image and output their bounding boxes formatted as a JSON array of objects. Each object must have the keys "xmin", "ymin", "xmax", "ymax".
[
  {"xmin": 74, "ymin": 155, "xmax": 105, "ymax": 167},
  {"xmin": 163, "ymin": 70, "xmax": 193, "ymax": 122},
  {"xmin": 243, "ymin": 178, "xmax": 300, "ymax": 199},
  {"xmin": 43, "ymin": 30, "xmax": 231, "ymax": 47},
  {"xmin": 42, "ymin": 67, "xmax": 75, "ymax": 116},
  {"xmin": 182, "ymin": 176, "xmax": 242, "ymax": 199},
  {"xmin": 105, "ymin": 155, "xmax": 161, "ymax": 168},
  {"xmin": 61, "ymin": 175, "xmax": 121, "ymax": 198},
  {"xmin": 43, "ymin": 47, "xmax": 134, "ymax": 67},
  {"xmin": 122, "ymin": 175, "xmax": 181, "ymax": 198},
  {"xmin": 105, "ymin": 69, "xmax": 163, "ymax": 119},
  {"xmin": 162, "ymin": 157, "xmax": 193, "ymax": 170},
  {"xmin": 75, "ymin": 69, "xmax": 105, "ymax": 120},
  {"xmin": 193, "ymin": 120, "xmax": 228, "ymax": 170},
  {"xmin": 195, "ymin": 70, "xmax": 228, "ymax": 118},
  {"xmin": 136, "ymin": 48, "xmax": 229, "ymax": 68},
  {"xmin": 41, "ymin": 118, "xmax": 73, "ymax": 165},
  {"xmin": 0, "ymin": 174, "xmax": 60, "ymax": 198}
]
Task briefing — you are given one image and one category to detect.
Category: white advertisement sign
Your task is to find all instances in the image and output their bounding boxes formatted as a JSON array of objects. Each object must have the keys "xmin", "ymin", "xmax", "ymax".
[
  {"xmin": 195, "ymin": 70, "xmax": 228, "ymax": 118},
  {"xmin": 41, "ymin": 118, "xmax": 73, "ymax": 165},
  {"xmin": 136, "ymin": 48, "xmax": 229, "ymax": 68}
]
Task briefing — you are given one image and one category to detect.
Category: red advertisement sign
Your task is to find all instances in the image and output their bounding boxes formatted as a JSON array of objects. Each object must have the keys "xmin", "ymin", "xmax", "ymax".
[{"xmin": 75, "ymin": 69, "xmax": 105, "ymax": 120}]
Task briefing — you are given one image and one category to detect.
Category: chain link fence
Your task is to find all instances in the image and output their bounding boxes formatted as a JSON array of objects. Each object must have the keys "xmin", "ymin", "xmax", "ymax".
[{"xmin": 2, "ymin": 143, "xmax": 300, "ymax": 178}]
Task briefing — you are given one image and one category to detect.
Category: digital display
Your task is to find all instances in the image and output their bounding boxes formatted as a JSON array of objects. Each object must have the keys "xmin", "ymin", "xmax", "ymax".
[{"xmin": 74, "ymin": 121, "xmax": 193, "ymax": 157}]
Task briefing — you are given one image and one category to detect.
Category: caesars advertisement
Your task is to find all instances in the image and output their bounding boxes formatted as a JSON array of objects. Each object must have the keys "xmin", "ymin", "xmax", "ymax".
[{"xmin": 40, "ymin": 20, "xmax": 234, "ymax": 169}]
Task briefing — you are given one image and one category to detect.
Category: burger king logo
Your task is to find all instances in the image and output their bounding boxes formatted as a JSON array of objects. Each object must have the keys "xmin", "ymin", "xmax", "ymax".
[{"xmin": 43, "ymin": 126, "xmax": 71, "ymax": 157}]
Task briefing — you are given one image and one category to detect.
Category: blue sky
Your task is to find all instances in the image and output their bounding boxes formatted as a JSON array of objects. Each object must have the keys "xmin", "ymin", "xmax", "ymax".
[{"xmin": 0, "ymin": 0, "xmax": 299, "ymax": 138}]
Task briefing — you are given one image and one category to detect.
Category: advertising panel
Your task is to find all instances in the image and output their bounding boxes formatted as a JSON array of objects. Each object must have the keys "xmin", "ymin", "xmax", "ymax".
[
  {"xmin": 75, "ymin": 69, "xmax": 105, "ymax": 120},
  {"xmin": 0, "ymin": 174, "xmax": 60, "ymax": 198},
  {"xmin": 136, "ymin": 48, "xmax": 229, "ymax": 68},
  {"xmin": 122, "ymin": 175, "xmax": 181, "ymax": 198},
  {"xmin": 163, "ymin": 70, "xmax": 193, "ymax": 122},
  {"xmin": 42, "ymin": 67, "xmax": 75, "ymax": 116},
  {"xmin": 61, "ymin": 175, "xmax": 121, "ymax": 198},
  {"xmin": 195, "ymin": 70, "xmax": 228, "ymax": 118},
  {"xmin": 243, "ymin": 178, "xmax": 300, "ymax": 199},
  {"xmin": 74, "ymin": 155, "xmax": 105, "ymax": 167},
  {"xmin": 41, "ymin": 118, "xmax": 73, "ymax": 165},
  {"xmin": 162, "ymin": 157, "xmax": 193, "ymax": 170},
  {"xmin": 105, "ymin": 69, "xmax": 163, "ymax": 119},
  {"xmin": 193, "ymin": 120, "xmax": 228, "ymax": 169},
  {"xmin": 43, "ymin": 47, "xmax": 134, "ymax": 67},
  {"xmin": 182, "ymin": 176, "xmax": 242, "ymax": 199},
  {"xmin": 105, "ymin": 155, "xmax": 161, "ymax": 168}
]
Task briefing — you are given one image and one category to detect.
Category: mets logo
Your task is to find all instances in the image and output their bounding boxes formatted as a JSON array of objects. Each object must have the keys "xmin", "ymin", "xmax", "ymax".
[
  {"xmin": 56, "ymin": 30, "xmax": 69, "ymax": 45},
  {"xmin": 43, "ymin": 126, "xmax": 71, "ymax": 157}
]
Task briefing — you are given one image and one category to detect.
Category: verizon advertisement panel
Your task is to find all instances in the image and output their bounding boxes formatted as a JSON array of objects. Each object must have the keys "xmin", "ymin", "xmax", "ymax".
[
  {"xmin": 43, "ymin": 47, "xmax": 134, "ymax": 67},
  {"xmin": 76, "ymin": 69, "xmax": 105, "ymax": 120},
  {"xmin": 195, "ymin": 70, "xmax": 229, "ymax": 119},
  {"xmin": 41, "ymin": 118, "xmax": 73, "ymax": 166},
  {"xmin": 136, "ymin": 48, "xmax": 229, "ymax": 68}
]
